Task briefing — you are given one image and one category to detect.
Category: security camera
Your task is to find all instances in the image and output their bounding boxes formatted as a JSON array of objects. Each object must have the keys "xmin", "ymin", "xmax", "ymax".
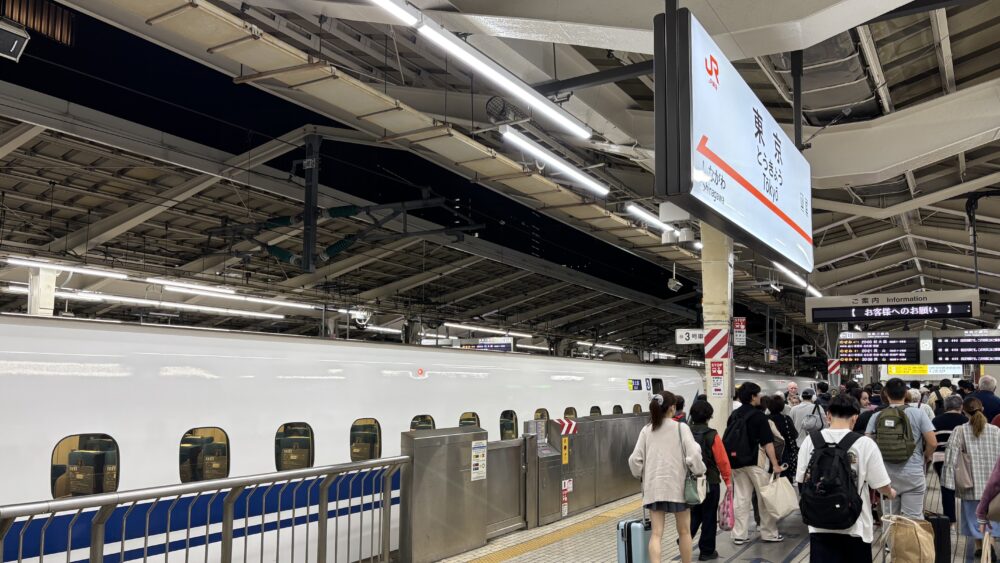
[
  {"xmin": 0, "ymin": 19, "xmax": 29, "ymax": 63},
  {"xmin": 668, "ymin": 278, "xmax": 683, "ymax": 292}
]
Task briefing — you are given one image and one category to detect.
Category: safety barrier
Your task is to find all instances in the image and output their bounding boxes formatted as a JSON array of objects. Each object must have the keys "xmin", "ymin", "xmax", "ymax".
[{"xmin": 0, "ymin": 456, "xmax": 408, "ymax": 563}]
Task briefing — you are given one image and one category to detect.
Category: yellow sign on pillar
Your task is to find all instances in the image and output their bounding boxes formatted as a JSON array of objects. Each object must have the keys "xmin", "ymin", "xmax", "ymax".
[{"xmin": 561, "ymin": 437, "xmax": 569, "ymax": 465}]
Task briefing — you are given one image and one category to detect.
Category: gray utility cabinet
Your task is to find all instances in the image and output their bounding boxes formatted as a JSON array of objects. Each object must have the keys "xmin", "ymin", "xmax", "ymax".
[{"xmin": 400, "ymin": 427, "xmax": 488, "ymax": 563}]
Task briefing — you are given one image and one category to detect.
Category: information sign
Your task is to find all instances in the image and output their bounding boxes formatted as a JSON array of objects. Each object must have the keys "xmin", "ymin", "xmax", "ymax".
[
  {"xmin": 709, "ymin": 361, "xmax": 724, "ymax": 397},
  {"xmin": 837, "ymin": 331, "xmax": 920, "ymax": 364},
  {"xmin": 885, "ymin": 364, "xmax": 963, "ymax": 376},
  {"xmin": 765, "ymin": 348, "xmax": 779, "ymax": 364},
  {"xmin": 470, "ymin": 440, "xmax": 487, "ymax": 481},
  {"xmin": 806, "ymin": 289, "xmax": 979, "ymax": 323},
  {"xmin": 934, "ymin": 330, "xmax": 1000, "ymax": 364},
  {"xmin": 459, "ymin": 336, "xmax": 513, "ymax": 352},
  {"xmin": 734, "ymin": 317, "xmax": 746, "ymax": 346},
  {"xmin": 676, "ymin": 328, "xmax": 706, "ymax": 345},
  {"xmin": 658, "ymin": 10, "xmax": 813, "ymax": 273}
]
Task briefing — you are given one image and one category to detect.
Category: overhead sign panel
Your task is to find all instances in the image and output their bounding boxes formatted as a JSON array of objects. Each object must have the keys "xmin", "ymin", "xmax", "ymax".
[
  {"xmin": 934, "ymin": 330, "xmax": 1000, "ymax": 364},
  {"xmin": 884, "ymin": 364, "xmax": 964, "ymax": 376},
  {"xmin": 806, "ymin": 289, "xmax": 979, "ymax": 323},
  {"xmin": 837, "ymin": 331, "xmax": 920, "ymax": 364},
  {"xmin": 657, "ymin": 10, "xmax": 813, "ymax": 273}
]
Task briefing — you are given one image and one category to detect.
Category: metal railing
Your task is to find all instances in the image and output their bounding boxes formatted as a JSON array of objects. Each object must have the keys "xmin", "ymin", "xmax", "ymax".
[{"xmin": 0, "ymin": 456, "xmax": 408, "ymax": 563}]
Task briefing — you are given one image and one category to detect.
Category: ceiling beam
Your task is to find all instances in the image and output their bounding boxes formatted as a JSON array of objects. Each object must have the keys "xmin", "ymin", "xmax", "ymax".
[
  {"xmin": 510, "ymin": 292, "xmax": 601, "ymax": 324},
  {"xmin": 0, "ymin": 122, "xmax": 45, "ymax": 160},
  {"xmin": 545, "ymin": 300, "xmax": 623, "ymax": 329},
  {"xmin": 432, "ymin": 271, "xmax": 532, "ymax": 307},
  {"xmin": 814, "ymin": 227, "xmax": 906, "ymax": 266},
  {"xmin": 856, "ymin": 25, "xmax": 894, "ymax": 114},
  {"xmin": 815, "ymin": 251, "xmax": 913, "ymax": 289},
  {"xmin": 356, "ymin": 256, "xmax": 484, "ymax": 301},
  {"xmin": 280, "ymin": 239, "xmax": 421, "ymax": 289},
  {"xmin": 460, "ymin": 282, "xmax": 568, "ymax": 319}
]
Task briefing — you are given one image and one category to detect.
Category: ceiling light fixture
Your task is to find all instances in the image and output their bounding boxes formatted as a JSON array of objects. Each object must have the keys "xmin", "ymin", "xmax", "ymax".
[
  {"xmin": 6, "ymin": 257, "xmax": 128, "ymax": 280},
  {"xmin": 501, "ymin": 127, "xmax": 608, "ymax": 196},
  {"xmin": 576, "ymin": 341, "xmax": 625, "ymax": 351},
  {"xmin": 625, "ymin": 204, "xmax": 679, "ymax": 234},
  {"xmin": 443, "ymin": 322, "xmax": 532, "ymax": 339},
  {"xmin": 516, "ymin": 343, "xmax": 550, "ymax": 351},
  {"xmin": 161, "ymin": 286, "xmax": 317, "ymax": 310},
  {"xmin": 368, "ymin": 0, "xmax": 419, "ymax": 26},
  {"xmin": 145, "ymin": 277, "xmax": 236, "ymax": 295},
  {"xmin": 773, "ymin": 261, "xmax": 822, "ymax": 297},
  {"xmin": 365, "ymin": 325, "xmax": 403, "ymax": 334},
  {"xmin": 417, "ymin": 26, "xmax": 592, "ymax": 139},
  {"xmin": 2, "ymin": 286, "xmax": 284, "ymax": 319}
]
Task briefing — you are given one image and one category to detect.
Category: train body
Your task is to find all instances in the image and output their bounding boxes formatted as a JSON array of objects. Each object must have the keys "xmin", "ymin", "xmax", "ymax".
[{"xmin": 0, "ymin": 314, "xmax": 817, "ymax": 561}]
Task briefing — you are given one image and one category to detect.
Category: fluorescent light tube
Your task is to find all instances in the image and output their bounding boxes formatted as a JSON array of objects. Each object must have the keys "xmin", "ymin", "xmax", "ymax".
[
  {"xmin": 365, "ymin": 325, "xmax": 403, "ymax": 334},
  {"xmin": 419, "ymin": 25, "xmax": 591, "ymax": 139},
  {"xmin": 162, "ymin": 286, "xmax": 317, "ymax": 310},
  {"xmin": 443, "ymin": 322, "xmax": 532, "ymax": 339},
  {"xmin": 773, "ymin": 261, "xmax": 820, "ymax": 296},
  {"xmin": 501, "ymin": 127, "xmax": 608, "ymax": 195},
  {"xmin": 368, "ymin": 0, "xmax": 419, "ymax": 26},
  {"xmin": 146, "ymin": 277, "xmax": 235, "ymax": 295},
  {"xmin": 806, "ymin": 285, "xmax": 823, "ymax": 298},
  {"xmin": 6, "ymin": 257, "xmax": 128, "ymax": 280},
  {"xmin": 625, "ymin": 204, "xmax": 678, "ymax": 234},
  {"xmin": 516, "ymin": 343, "xmax": 550, "ymax": 351},
  {"xmin": 576, "ymin": 341, "xmax": 625, "ymax": 351}
]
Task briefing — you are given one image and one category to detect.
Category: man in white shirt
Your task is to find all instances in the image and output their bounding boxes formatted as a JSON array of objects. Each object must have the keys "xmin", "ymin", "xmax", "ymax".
[
  {"xmin": 789, "ymin": 389, "xmax": 827, "ymax": 446},
  {"xmin": 797, "ymin": 394, "xmax": 896, "ymax": 563}
]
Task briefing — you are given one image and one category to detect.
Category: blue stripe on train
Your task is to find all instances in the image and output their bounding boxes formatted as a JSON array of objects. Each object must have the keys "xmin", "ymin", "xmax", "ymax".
[{"xmin": 4, "ymin": 469, "xmax": 401, "ymax": 562}]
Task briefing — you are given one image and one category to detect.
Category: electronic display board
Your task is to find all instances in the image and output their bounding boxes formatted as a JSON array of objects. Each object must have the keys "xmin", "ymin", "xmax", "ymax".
[
  {"xmin": 806, "ymin": 289, "xmax": 979, "ymax": 323},
  {"xmin": 837, "ymin": 332, "xmax": 920, "ymax": 364},
  {"xmin": 657, "ymin": 9, "xmax": 813, "ymax": 273},
  {"xmin": 934, "ymin": 330, "xmax": 1000, "ymax": 364}
]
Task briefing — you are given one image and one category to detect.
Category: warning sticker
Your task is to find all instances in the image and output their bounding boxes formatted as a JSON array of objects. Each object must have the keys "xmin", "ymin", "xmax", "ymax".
[{"xmin": 471, "ymin": 440, "xmax": 487, "ymax": 481}]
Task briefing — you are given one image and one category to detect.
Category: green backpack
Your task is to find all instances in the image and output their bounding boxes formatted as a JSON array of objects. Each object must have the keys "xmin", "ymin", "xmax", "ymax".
[{"xmin": 875, "ymin": 405, "xmax": 916, "ymax": 464}]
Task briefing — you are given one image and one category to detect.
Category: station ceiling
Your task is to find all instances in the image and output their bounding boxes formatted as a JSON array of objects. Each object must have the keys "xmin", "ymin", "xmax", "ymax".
[{"xmin": 0, "ymin": 0, "xmax": 998, "ymax": 363}]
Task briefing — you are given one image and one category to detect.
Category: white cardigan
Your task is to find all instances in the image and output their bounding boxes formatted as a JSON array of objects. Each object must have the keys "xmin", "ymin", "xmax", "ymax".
[{"xmin": 628, "ymin": 419, "xmax": 707, "ymax": 505}]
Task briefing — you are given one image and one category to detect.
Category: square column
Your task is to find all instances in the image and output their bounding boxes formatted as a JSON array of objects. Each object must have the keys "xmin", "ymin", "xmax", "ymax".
[
  {"xmin": 701, "ymin": 222, "xmax": 734, "ymax": 433},
  {"xmin": 28, "ymin": 267, "xmax": 56, "ymax": 316}
]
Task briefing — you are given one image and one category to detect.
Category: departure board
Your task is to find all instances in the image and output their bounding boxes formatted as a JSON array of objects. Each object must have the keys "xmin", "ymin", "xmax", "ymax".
[
  {"xmin": 837, "ymin": 332, "xmax": 920, "ymax": 364},
  {"xmin": 934, "ymin": 330, "xmax": 1000, "ymax": 364}
]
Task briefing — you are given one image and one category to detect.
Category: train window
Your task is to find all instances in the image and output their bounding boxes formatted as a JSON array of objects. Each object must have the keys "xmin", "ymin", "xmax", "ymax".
[
  {"xmin": 275, "ymin": 423, "xmax": 314, "ymax": 471},
  {"xmin": 633, "ymin": 404, "xmax": 643, "ymax": 414},
  {"xmin": 500, "ymin": 410, "xmax": 518, "ymax": 440},
  {"xmin": 180, "ymin": 427, "xmax": 230, "ymax": 483},
  {"xmin": 613, "ymin": 405, "xmax": 624, "ymax": 414},
  {"xmin": 564, "ymin": 407, "xmax": 577, "ymax": 419},
  {"xmin": 410, "ymin": 415, "xmax": 435, "ymax": 430},
  {"xmin": 590, "ymin": 406, "xmax": 602, "ymax": 416},
  {"xmin": 350, "ymin": 418, "xmax": 381, "ymax": 461},
  {"xmin": 652, "ymin": 379, "xmax": 664, "ymax": 393},
  {"xmin": 534, "ymin": 408, "xmax": 549, "ymax": 421},
  {"xmin": 51, "ymin": 434, "xmax": 119, "ymax": 499},
  {"xmin": 459, "ymin": 412, "xmax": 481, "ymax": 427}
]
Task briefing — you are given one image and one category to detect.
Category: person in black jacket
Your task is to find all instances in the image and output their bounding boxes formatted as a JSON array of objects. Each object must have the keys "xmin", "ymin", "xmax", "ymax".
[
  {"xmin": 932, "ymin": 394, "xmax": 967, "ymax": 523},
  {"xmin": 767, "ymin": 394, "xmax": 798, "ymax": 483}
]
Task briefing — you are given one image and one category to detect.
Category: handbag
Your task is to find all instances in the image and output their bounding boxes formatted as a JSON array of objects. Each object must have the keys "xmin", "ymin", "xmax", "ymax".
[
  {"xmin": 987, "ymin": 492, "xmax": 1000, "ymax": 522},
  {"xmin": 679, "ymin": 423, "xmax": 707, "ymax": 505},
  {"xmin": 956, "ymin": 425, "xmax": 975, "ymax": 492},
  {"xmin": 759, "ymin": 473, "xmax": 798, "ymax": 521},
  {"xmin": 883, "ymin": 515, "xmax": 935, "ymax": 563},
  {"xmin": 717, "ymin": 484, "xmax": 734, "ymax": 531}
]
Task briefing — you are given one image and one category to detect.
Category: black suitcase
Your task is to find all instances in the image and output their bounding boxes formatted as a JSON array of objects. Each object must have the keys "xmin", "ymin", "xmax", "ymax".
[{"xmin": 923, "ymin": 510, "xmax": 951, "ymax": 563}]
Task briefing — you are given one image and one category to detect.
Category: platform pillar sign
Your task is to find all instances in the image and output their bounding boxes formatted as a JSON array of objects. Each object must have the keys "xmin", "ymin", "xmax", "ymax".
[
  {"xmin": 701, "ymin": 223, "xmax": 735, "ymax": 433},
  {"xmin": 733, "ymin": 317, "xmax": 746, "ymax": 346}
]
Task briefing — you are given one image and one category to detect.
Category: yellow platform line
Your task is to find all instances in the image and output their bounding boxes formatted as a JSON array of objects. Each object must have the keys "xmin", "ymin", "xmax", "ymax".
[{"xmin": 467, "ymin": 500, "xmax": 643, "ymax": 563}]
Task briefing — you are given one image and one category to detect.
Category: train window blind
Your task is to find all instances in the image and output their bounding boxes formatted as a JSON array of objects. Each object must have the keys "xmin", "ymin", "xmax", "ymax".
[
  {"xmin": 51, "ymin": 434, "xmax": 119, "ymax": 499},
  {"xmin": 459, "ymin": 411, "xmax": 480, "ymax": 428},
  {"xmin": 590, "ymin": 406, "xmax": 602, "ymax": 416},
  {"xmin": 633, "ymin": 404, "xmax": 643, "ymax": 414},
  {"xmin": 652, "ymin": 379, "xmax": 664, "ymax": 393},
  {"xmin": 275, "ymin": 423, "xmax": 314, "ymax": 471},
  {"xmin": 613, "ymin": 405, "xmax": 624, "ymax": 414},
  {"xmin": 350, "ymin": 418, "xmax": 381, "ymax": 461},
  {"xmin": 564, "ymin": 407, "xmax": 577, "ymax": 420},
  {"xmin": 180, "ymin": 427, "xmax": 230, "ymax": 483},
  {"xmin": 534, "ymin": 408, "xmax": 549, "ymax": 421},
  {"xmin": 500, "ymin": 410, "xmax": 518, "ymax": 440},
  {"xmin": 410, "ymin": 414, "xmax": 435, "ymax": 431}
]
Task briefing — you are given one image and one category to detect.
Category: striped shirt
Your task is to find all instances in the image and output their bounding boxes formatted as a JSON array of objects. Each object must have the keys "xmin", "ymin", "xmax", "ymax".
[{"xmin": 942, "ymin": 422, "xmax": 1000, "ymax": 500}]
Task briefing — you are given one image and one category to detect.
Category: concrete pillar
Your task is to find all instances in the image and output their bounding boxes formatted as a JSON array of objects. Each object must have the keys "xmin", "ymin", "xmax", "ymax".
[
  {"xmin": 27, "ymin": 267, "xmax": 56, "ymax": 316},
  {"xmin": 701, "ymin": 222, "xmax": 734, "ymax": 434}
]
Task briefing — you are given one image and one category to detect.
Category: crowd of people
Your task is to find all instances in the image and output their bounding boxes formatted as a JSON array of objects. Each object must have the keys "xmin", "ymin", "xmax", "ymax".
[{"xmin": 628, "ymin": 375, "xmax": 1000, "ymax": 562}]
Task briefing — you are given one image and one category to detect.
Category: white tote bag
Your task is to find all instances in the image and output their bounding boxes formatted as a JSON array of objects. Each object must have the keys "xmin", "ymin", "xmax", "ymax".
[{"xmin": 759, "ymin": 473, "xmax": 798, "ymax": 521}]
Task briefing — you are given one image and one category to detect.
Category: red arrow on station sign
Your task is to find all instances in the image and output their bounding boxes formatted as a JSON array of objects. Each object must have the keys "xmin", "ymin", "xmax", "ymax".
[{"xmin": 695, "ymin": 135, "xmax": 813, "ymax": 245}]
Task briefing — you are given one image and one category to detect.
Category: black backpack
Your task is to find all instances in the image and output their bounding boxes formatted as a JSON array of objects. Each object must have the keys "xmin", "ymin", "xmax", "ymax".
[
  {"xmin": 799, "ymin": 431, "xmax": 864, "ymax": 530},
  {"xmin": 933, "ymin": 390, "xmax": 946, "ymax": 417},
  {"xmin": 722, "ymin": 410, "xmax": 756, "ymax": 469}
]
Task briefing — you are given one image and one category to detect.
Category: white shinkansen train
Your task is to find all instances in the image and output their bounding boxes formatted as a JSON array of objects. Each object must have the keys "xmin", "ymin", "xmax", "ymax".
[{"xmin": 0, "ymin": 315, "xmax": 816, "ymax": 562}]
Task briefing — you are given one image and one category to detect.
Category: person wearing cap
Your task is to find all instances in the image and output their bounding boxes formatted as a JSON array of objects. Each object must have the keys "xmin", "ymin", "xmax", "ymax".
[{"xmin": 789, "ymin": 388, "xmax": 827, "ymax": 447}]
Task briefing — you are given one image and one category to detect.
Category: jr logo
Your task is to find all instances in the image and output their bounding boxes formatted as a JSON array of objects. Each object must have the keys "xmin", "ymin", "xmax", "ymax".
[{"xmin": 705, "ymin": 55, "xmax": 719, "ymax": 89}]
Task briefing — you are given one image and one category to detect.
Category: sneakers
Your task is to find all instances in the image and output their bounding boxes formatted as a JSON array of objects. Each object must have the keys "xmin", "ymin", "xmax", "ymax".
[
  {"xmin": 732, "ymin": 537, "xmax": 750, "ymax": 545},
  {"xmin": 698, "ymin": 551, "xmax": 720, "ymax": 561},
  {"xmin": 761, "ymin": 534, "xmax": 785, "ymax": 543}
]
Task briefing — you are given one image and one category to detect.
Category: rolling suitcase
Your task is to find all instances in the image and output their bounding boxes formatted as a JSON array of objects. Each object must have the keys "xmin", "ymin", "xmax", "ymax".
[
  {"xmin": 923, "ymin": 510, "xmax": 951, "ymax": 563},
  {"xmin": 616, "ymin": 512, "xmax": 651, "ymax": 563}
]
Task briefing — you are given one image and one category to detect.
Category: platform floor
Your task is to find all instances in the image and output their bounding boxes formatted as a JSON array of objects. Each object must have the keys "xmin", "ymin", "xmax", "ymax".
[{"xmin": 443, "ymin": 471, "xmax": 989, "ymax": 562}]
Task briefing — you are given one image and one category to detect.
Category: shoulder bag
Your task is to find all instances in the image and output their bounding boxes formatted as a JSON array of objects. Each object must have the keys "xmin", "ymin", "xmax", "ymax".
[
  {"xmin": 956, "ymin": 424, "xmax": 975, "ymax": 492},
  {"xmin": 679, "ymin": 423, "xmax": 707, "ymax": 505}
]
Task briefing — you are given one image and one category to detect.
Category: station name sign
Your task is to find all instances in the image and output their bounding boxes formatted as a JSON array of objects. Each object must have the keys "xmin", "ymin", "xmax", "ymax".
[
  {"xmin": 656, "ymin": 9, "xmax": 813, "ymax": 273},
  {"xmin": 807, "ymin": 289, "xmax": 979, "ymax": 323},
  {"xmin": 837, "ymin": 331, "xmax": 920, "ymax": 364}
]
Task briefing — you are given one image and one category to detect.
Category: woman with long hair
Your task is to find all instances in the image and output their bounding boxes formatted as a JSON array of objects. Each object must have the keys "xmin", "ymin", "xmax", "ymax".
[
  {"xmin": 943, "ymin": 397, "xmax": 1000, "ymax": 557},
  {"xmin": 629, "ymin": 391, "xmax": 707, "ymax": 563},
  {"xmin": 767, "ymin": 394, "xmax": 799, "ymax": 483}
]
